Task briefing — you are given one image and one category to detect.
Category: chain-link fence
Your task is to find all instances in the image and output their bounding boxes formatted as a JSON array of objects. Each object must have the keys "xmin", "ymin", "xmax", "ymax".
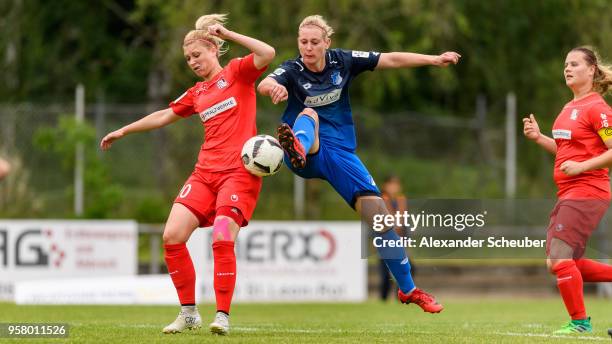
[{"xmin": 0, "ymin": 94, "xmax": 550, "ymax": 220}]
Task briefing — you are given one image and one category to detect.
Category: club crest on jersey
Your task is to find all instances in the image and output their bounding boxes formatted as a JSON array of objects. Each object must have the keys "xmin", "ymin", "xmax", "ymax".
[
  {"xmin": 570, "ymin": 109, "xmax": 579, "ymax": 120},
  {"xmin": 216, "ymin": 78, "xmax": 228, "ymax": 89},
  {"xmin": 330, "ymin": 71, "xmax": 343, "ymax": 86},
  {"xmin": 552, "ymin": 129, "xmax": 572, "ymax": 140}
]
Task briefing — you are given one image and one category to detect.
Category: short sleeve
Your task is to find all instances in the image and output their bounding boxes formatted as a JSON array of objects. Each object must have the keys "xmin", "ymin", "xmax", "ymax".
[
  {"xmin": 169, "ymin": 88, "xmax": 196, "ymax": 117},
  {"xmin": 266, "ymin": 61, "xmax": 293, "ymax": 87},
  {"xmin": 588, "ymin": 102, "xmax": 612, "ymax": 141},
  {"xmin": 232, "ymin": 53, "xmax": 268, "ymax": 85},
  {"xmin": 341, "ymin": 49, "xmax": 381, "ymax": 76}
]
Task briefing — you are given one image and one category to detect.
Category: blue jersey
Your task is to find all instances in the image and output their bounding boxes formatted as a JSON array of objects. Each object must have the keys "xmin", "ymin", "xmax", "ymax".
[{"xmin": 268, "ymin": 48, "xmax": 380, "ymax": 151}]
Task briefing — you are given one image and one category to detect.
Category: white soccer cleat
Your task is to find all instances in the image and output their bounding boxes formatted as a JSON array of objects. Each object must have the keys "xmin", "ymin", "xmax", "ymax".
[
  {"xmin": 209, "ymin": 311, "xmax": 230, "ymax": 335},
  {"xmin": 162, "ymin": 307, "xmax": 202, "ymax": 334}
]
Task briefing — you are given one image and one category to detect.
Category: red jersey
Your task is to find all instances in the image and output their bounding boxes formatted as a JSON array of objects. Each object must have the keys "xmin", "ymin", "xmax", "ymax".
[
  {"xmin": 169, "ymin": 53, "xmax": 266, "ymax": 172},
  {"xmin": 552, "ymin": 92, "xmax": 612, "ymax": 199}
]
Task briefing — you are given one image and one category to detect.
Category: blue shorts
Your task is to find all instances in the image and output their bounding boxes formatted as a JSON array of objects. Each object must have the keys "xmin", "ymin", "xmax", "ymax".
[{"xmin": 285, "ymin": 144, "xmax": 380, "ymax": 208}]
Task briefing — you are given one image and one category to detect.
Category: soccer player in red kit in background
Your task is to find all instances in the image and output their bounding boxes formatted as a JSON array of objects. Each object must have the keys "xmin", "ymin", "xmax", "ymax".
[
  {"xmin": 523, "ymin": 46, "xmax": 612, "ymax": 334},
  {"xmin": 100, "ymin": 14, "xmax": 274, "ymax": 335}
]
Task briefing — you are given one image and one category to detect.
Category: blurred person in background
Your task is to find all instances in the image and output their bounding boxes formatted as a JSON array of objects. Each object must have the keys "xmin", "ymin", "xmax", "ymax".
[
  {"xmin": 523, "ymin": 46, "xmax": 612, "ymax": 334},
  {"xmin": 0, "ymin": 157, "xmax": 10, "ymax": 180},
  {"xmin": 258, "ymin": 14, "xmax": 460, "ymax": 313},
  {"xmin": 100, "ymin": 13, "xmax": 274, "ymax": 336},
  {"xmin": 379, "ymin": 175, "xmax": 410, "ymax": 301}
]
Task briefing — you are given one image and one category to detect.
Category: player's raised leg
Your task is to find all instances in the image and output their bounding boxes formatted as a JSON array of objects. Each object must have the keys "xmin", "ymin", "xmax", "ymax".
[
  {"xmin": 162, "ymin": 203, "xmax": 202, "ymax": 334},
  {"xmin": 209, "ymin": 209, "xmax": 243, "ymax": 335},
  {"xmin": 357, "ymin": 195, "xmax": 443, "ymax": 313},
  {"xmin": 277, "ymin": 107, "xmax": 319, "ymax": 169}
]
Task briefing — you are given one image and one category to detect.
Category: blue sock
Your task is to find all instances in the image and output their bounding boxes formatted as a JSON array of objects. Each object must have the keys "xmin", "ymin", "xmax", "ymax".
[
  {"xmin": 292, "ymin": 115, "xmax": 316, "ymax": 153},
  {"xmin": 376, "ymin": 229, "xmax": 415, "ymax": 294}
]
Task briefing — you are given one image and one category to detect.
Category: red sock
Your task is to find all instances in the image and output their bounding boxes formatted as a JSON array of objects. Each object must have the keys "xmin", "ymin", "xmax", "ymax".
[
  {"xmin": 575, "ymin": 259, "xmax": 612, "ymax": 282},
  {"xmin": 213, "ymin": 241, "xmax": 236, "ymax": 314},
  {"xmin": 164, "ymin": 243, "xmax": 196, "ymax": 305},
  {"xmin": 553, "ymin": 260, "xmax": 586, "ymax": 320}
]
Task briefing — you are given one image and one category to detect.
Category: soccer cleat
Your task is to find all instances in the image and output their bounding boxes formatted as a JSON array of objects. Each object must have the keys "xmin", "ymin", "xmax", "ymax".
[
  {"xmin": 398, "ymin": 288, "xmax": 444, "ymax": 313},
  {"xmin": 209, "ymin": 311, "xmax": 230, "ymax": 335},
  {"xmin": 162, "ymin": 308, "xmax": 202, "ymax": 334},
  {"xmin": 277, "ymin": 123, "xmax": 306, "ymax": 169},
  {"xmin": 553, "ymin": 317, "xmax": 592, "ymax": 334}
]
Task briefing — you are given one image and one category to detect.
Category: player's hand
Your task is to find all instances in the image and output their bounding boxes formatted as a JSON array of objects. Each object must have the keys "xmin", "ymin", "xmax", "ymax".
[
  {"xmin": 559, "ymin": 160, "xmax": 586, "ymax": 176},
  {"xmin": 435, "ymin": 51, "xmax": 461, "ymax": 66},
  {"xmin": 270, "ymin": 84, "xmax": 288, "ymax": 104},
  {"xmin": 100, "ymin": 129, "xmax": 125, "ymax": 150},
  {"xmin": 207, "ymin": 24, "xmax": 231, "ymax": 39},
  {"xmin": 523, "ymin": 114, "xmax": 541, "ymax": 141}
]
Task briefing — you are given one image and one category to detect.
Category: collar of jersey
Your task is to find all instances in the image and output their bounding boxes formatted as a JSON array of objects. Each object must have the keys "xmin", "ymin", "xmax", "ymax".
[{"xmin": 298, "ymin": 51, "xmax": 330, "ymax": 75}]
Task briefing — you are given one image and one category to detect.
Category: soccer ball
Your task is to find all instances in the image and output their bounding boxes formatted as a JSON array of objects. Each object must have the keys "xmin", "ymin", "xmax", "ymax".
[{"xmin": 241, "ymin": 135, "xmax": 284, "ymax": 177}]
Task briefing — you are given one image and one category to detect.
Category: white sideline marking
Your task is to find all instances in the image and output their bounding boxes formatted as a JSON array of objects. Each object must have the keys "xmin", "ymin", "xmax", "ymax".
[{"xmin": 496, "ymin": 331, "xmax": 607, "ymax": 341}]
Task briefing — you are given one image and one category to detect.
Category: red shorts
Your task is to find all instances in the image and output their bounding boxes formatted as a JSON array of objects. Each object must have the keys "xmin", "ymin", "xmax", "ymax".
[
  {"xmin": 174, "ymin": 168, "xmax": 262, "ymax": 227},
  {"xmin": 546, "ymin": 198, "xmax": 609, "ymax": 259}
]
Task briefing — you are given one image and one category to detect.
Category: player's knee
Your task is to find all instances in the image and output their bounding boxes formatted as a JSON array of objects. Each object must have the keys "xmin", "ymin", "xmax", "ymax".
[
  {"xmin": 212, "ymin": 209, "xmax": 242, "ymax": 242},
  {"xmin": 546, "ymin": 258, "xmax": 572, "ymax": 274},
  {"xmin": 300, "ymin": 108, "xmax": 319, "ymax": 123},
  {"xmin": 212, "ymin": 216, "xmax": 234, "ymax": 242},
  {"xmin": 162, "ymin": 229, "xmax": 183, "ymax": 245}
]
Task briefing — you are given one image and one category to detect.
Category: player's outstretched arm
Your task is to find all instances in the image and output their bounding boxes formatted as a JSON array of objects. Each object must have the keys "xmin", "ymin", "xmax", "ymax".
[
  {"xmin": 207, "ymin": 24, "xmax": 275, "ymax": 70},
  {"xmin": 100, "ymin": 108, "xmax": 181, "ymax": 150},
  {"xmin": 257, "ymin": 77, "xmax": 288, "ymax": 104},
  {"xmin": 375, "ymin": 51, "xmax": 461, "ymax": 70},
  {"xmin": 523, "ymin": 114, "xmax": 556, "ymax": 154}
]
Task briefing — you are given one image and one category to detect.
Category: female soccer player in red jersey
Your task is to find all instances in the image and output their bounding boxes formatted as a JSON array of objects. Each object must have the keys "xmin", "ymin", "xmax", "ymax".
[
  {"xmin": 524, "ymin": 46, "xmax": 612, "ymax": 334},
  {"xmin": 100, "ymin": 14, "xmax": 274, "ymax": 335}
]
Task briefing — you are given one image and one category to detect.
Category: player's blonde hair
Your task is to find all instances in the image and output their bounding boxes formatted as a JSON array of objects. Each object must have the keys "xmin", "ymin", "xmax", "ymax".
[
  {"xmin": 299, "ymin": 15, "xmax": 334, "ymax": 38},
  {"xmin": 571, "ymin": 46, "xmax": 612, "ymax": 95},
  {"xmin": 183, "ymin": 13, "xmax": 228, "ymax": 56}
]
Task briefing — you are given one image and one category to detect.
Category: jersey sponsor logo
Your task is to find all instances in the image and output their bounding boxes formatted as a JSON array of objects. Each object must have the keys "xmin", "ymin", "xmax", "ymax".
[
  {"xmin": 570, "ymin": 109, "xmax": 579, "ymax": 120},
  {"xmin": 331, "ymin": 71, "xmax": 343, "ymax": 86},
  {"xmin": 303, "ymin": 89, "xmax": 342, "ymax": 107},
  {"xmin": 273, "ymin": 68, "xmax": 286, "ymax": 76},
  {"xmin": 552, "ymin": 129, "xmax": 572, "ymax": 140},
  {"xmin": 216, "ymin": 78, "xmax": 228, "ymax": 89},
  {"xmin": 352, "ymin": 50, "xmax": 370, "ymax": 58},
  {"xmin": 601, "ymin": 113, "xmax": 609, "ymax": 128},
  {"xmin": 199, "ymin": 97, "xmax": 237, "ymax": 122}
]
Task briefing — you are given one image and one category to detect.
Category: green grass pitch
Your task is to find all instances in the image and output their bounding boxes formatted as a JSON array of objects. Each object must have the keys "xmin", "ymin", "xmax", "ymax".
[{"xmin": 0, "ymin": 298, "xmax": 611, "ymax": 343}]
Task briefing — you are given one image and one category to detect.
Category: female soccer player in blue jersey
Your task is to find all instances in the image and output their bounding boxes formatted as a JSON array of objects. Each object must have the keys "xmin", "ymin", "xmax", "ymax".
[{"xmin": 258, "ymin": 15, "xmax": 460, "ymax": 312}]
